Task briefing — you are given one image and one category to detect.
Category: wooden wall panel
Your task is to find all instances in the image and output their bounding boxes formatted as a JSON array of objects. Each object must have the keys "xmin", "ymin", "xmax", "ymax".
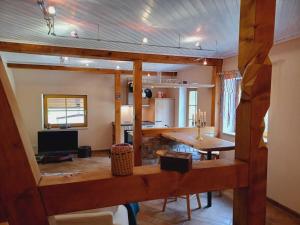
[
  {"xmin": 0, "ymin": 57, "xmax": 49, "ymax": 225},
  {"xmin": 233, "ymin": 0, "xmax": 276, "ymax": 225}
]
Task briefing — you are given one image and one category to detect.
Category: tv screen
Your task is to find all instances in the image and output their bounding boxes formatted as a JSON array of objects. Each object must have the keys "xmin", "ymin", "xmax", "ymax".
[{"xmin": 38, "ymin": 130, "xmax": 78, "ymax": 154}]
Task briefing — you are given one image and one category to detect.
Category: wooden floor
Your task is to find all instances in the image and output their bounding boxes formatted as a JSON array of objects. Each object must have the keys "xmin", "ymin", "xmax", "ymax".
[
  {"xmin": 137, "ymin": 195, "xmax": 300, "ymax": 225},
  {"xmin": 39, "ymin": 156, "xmax": 300, "ymax": 225}
]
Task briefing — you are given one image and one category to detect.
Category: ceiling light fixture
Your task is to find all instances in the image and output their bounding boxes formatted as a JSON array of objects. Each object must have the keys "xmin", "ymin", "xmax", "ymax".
[
  {"xmin": 147, "ymin": 73, "xmax": 150, "ymax": 77},
  {"xmin": 48, "ymin": 6, "xmax": 56, "ymax": 16},
  {"xmin": 203, "ymin": 58, "xmax": 208, "ymax": 65},
  {"xmin": 195, "ymin": 42, "xmax": 200, "ymax": 47},
  {"xmin": 70, "ymin": 30, "xmax": 79, "ymax": 38},
  {"xmin": 142, "ymin": 37, "xmax": 148, "ymax": 44},
  {"xmin": 116, "ymin": 65, "xmax": 120, "ymax": 70},
  {"xmin": 37, "ymin": 0, "xmax": 55, "ymax": 35}
]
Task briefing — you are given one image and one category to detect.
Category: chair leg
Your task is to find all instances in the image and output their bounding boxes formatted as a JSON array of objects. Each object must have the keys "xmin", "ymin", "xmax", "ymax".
[
  {"xmin": 162, "ymin": 198, "xmax": 168, "ymax": 212},
  {"xmin": 186, "ymin": 194, "xmax": 191, "ymax": 220},
  {"xmin": 196, "ymin": 193, "xmax": 202, "ymax": 208}
]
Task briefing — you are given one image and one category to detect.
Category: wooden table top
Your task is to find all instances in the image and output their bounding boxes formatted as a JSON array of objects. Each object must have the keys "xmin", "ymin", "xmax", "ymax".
[{"xmin": 162, "ymin": 130, "xmax": 235, "ymax": 152}]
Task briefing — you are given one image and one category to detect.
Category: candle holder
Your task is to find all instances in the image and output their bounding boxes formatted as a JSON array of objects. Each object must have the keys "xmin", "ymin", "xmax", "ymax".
[{"xmin": 195, "ymin": 121, "xmax": 203, "ymax": 141}]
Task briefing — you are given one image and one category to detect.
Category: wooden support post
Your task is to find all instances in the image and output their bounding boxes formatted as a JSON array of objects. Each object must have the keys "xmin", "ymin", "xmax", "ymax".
[
  {"xmin": 211, "ymin": 64, "xmax": 222, "ymax": 137},
  {"xmin": 133, "ymin": 60, "xmax": 143, "ymax": 166},
  {"xmin": 114, "ymin": 71, "xmax": 121, "ymax": 144},
  {"xmin": 0, "ymin": 57, "xmax": 49, "ymax": 225},
  {"xmin": 234, "ymin": 0, "xmax": 276, "ymax": 225},
  {"xmin": 0, "ymin": 201, "xmax": 6, "ymax": 223}
]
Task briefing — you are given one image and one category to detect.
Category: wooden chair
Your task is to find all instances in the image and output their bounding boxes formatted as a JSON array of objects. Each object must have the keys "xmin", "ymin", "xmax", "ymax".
[
  {"xmin": 155, "ymin": 150, "xmax": 201, "ymax": 220},
  {"xmin": 162, "ymin": 194, "xmax": 201, "ymax": 221}
]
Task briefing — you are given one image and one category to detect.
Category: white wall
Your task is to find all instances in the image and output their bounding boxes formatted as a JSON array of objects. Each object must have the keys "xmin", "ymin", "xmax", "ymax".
[
  {"xmin": 11, "ymin": 69, "xmax": 115, "ymax": 153},
  {"xmin": 221, "ymin": 38, "xmax": 300, "ymax": 213},
  {"xmin": 177, "ymin": 65, "xmax": 213, "ymax": 126}
]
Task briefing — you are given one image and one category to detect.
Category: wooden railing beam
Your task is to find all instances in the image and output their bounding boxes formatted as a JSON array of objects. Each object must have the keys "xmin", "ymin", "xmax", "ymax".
[{"xmin": 39, "ymin": 159, "xmax": 248, "ymax": 216}]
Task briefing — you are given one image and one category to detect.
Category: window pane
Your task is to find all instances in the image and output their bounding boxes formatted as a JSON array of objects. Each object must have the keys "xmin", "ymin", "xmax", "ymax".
[
  {"xmin": 48, "ymin": 109, "xmax": 67, "ymax": 125},
  {"xmin": 188, "ymin": 106, "xmax": 196, "ymax": 120},
  {"xmin": 189, "ymin": 91, "xmax": 197, "ymax": 106},
  {"xmin": 66, "ymin": 98, "xmax": 84, "ymax": 109},
  {"xmin": 66, "ymin": 110, "xmax": 85, "ymax": 124},
  {"xmin": 188, "ymin": 120, "xmax": 193, "ymax": 127},
  {"xmin": 47, "ymin": 98, "xmax": 66, "ymax": 109}
]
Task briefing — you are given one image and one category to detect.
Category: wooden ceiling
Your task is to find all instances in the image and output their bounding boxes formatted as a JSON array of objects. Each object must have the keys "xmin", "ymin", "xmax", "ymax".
[{"xmin": 0, "ymin": 0, "xmax": 299, "ymax": 58}]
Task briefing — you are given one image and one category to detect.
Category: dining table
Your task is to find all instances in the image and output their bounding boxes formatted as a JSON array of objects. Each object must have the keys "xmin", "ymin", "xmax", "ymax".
[{"xmin": 161, "ymin": 129, "xmax": 235, "ymax": 207}]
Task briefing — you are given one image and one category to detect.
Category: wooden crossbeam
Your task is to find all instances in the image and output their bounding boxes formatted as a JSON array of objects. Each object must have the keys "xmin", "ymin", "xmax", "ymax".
[
  {"xmin": 39, "ymin": 159, "xmax": 248, "ymax": 216},
  {"xmin": 0, "ymin": 41, "xmax": 222, "ymax": 66},
  {"xmin": 6, "ymin": 63, "xmax": 177, "ymax": 76},
  {"xmin": 234, "ymin": 0, "xmax": 276, "ymax": 225},
  {"xmin": 142, "ymin": 127, "xmax": 195, "ymax": 137}
]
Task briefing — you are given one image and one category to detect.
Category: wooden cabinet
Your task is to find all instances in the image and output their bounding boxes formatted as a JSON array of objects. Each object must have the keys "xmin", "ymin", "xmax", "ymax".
[{"xmin": 150, "ymin": 98, "xmax": 175, "ymax": 128}]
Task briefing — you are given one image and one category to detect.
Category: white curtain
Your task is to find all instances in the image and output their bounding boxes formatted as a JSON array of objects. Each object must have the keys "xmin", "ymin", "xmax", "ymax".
[{"xmin": 220, "ymin": 73, "xmax": 241, "ymax": 134}]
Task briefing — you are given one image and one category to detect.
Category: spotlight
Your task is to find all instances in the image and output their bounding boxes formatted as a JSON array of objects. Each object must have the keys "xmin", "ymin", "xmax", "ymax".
[
  {"xmin": 147, "ymin": 73, "xmax": 150, "ymax": 77},
  {"xmin": 48, "ymin": 6, "xmax": 56, "ymax": 16},
  {"xmin": 116, "ymin": 65, "xmax": 120, "ymax": 70},
  {"xmin": 70, "ymin": 30, "xmax": 79, "ymax": 38},
  {"xmin": 142, "ymin": 37, "xmax": 148, "ymax": 44},
  {"xmin": 203, "ymin": 58, "xmax": 208, "ymax": 65},
  {"xmin": 195, "ymin": 42, "xmax": 200, "ymax": 47}
]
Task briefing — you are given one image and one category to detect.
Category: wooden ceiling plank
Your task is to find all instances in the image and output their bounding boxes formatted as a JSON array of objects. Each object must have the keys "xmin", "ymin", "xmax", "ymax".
[
  {"xmin": 0, "ymin": 41, "xmax": 223, "ymax": 66},
  {"xmin": 39, "ymin": 159, "xmax": 248, "ymax": 216}
]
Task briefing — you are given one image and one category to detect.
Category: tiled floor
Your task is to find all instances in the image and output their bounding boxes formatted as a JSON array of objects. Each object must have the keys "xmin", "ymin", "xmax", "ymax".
[{"xmin": 137, "ymin": 194, "xmax": 300, "ymax": 225}]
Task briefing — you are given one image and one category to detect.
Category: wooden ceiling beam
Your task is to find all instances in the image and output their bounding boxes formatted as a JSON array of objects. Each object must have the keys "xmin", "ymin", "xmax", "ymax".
[
  {"xmin": 0, "ymin": 41, "xmax": 222, "ymax": 66},
  {"xmin": 6, "ymin": 63, "xmax": 177, "ymax": 76}
]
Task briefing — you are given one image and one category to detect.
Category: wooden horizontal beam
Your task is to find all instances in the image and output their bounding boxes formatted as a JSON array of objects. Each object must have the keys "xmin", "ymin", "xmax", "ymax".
[
  {"xmin": 39, "ymin": 159, "xmax": 248, "ymax": 216},
  {"xmin": 142, "ymin": 127, "xmax": 215, "ymax": 137},
  {"xmin": 6, "ymin": 63, "xmax": 177, "ymax": 76},
  {"xmin": 0, "ymin": 41, "xmax": 222, "ymax": 66}
]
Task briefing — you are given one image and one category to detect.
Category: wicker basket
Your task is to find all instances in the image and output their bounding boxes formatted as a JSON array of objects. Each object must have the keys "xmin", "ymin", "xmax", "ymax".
[{"xmin": 111, "ymin": 143, "xmax": 134, "ymax": 176}]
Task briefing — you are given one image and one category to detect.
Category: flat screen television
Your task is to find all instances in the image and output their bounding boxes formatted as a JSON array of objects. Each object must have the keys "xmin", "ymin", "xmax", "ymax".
[{"xmin": 38, "ymin": 130, "xmax": 78, "ymax": 154}]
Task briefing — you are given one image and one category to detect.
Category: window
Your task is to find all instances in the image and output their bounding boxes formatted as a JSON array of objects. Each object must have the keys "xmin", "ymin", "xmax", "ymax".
[
  {"xmin": 221, "ymin": 75, "xmax": 269, "ymax": 139},
  {"xmin": 187, "ymin": 89, "xmax": 198, "ymax": 127},
  {"xmin": 43, "ymin": 95, "xmax": 87, "ymax": 128}
]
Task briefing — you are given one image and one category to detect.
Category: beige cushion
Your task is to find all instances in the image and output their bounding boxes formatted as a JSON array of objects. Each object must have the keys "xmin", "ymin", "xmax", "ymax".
[{"xmin": 48, "ymin": 205, "xmax": 128, "ymax": 225}]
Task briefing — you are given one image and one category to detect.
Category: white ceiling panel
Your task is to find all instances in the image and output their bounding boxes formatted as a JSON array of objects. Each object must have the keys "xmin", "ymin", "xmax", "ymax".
[{"xmin": 0, "ymin": 0, "xmax": 299, "ymax": 59}]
